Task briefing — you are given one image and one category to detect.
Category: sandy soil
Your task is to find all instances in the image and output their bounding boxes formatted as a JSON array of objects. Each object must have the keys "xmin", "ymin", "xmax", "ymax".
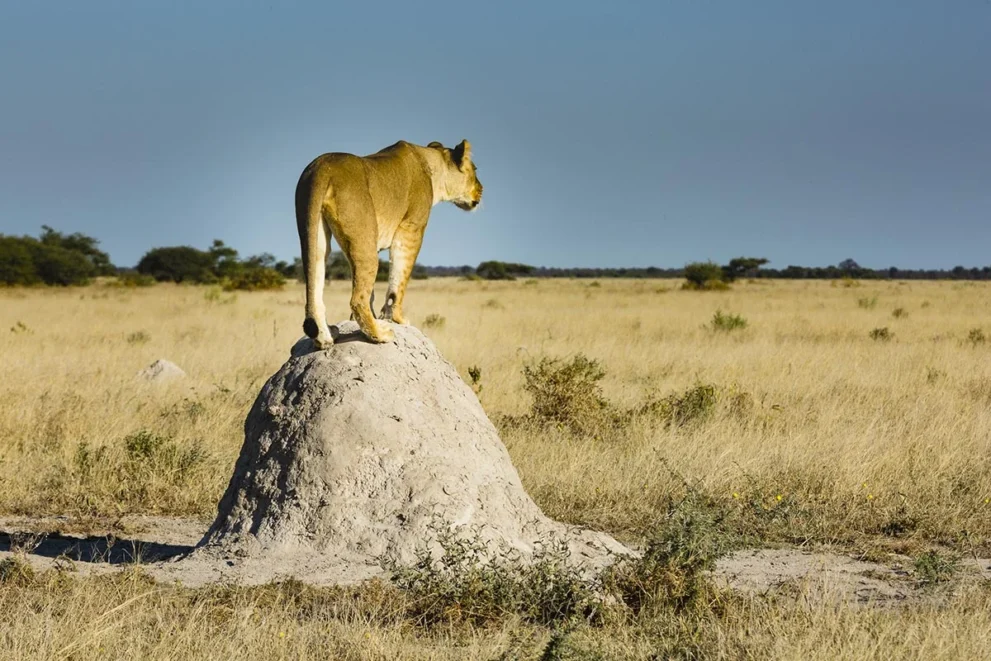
[{"xmin": 3, "ymin": 515, "xmax": 989, "ymax": 605}]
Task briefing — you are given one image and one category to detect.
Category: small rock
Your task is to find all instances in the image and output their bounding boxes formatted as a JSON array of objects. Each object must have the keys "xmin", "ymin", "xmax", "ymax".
[{"xmin": 137, "ymin": 359, "xmax": 186, "ymax": 382}]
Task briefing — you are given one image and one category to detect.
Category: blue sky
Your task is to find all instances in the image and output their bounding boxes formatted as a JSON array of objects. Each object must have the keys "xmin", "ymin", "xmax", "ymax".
[{"xmin": 1, "ymin": 1, "xmax": 989, "ymax": 269}]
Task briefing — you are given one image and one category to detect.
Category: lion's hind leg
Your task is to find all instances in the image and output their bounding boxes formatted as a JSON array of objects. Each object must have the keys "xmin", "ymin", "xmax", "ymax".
[{"xmin": 346, "ymin": 239, "xmax": 395, "ymax": 344}]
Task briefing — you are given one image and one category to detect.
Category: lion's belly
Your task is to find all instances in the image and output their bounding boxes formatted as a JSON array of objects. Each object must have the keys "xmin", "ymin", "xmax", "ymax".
[{"xmin": 375, "ymin": 217, "xmax": 401, "ymax": 252}]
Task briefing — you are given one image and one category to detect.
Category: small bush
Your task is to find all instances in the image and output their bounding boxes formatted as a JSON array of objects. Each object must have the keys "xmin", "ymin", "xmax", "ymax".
[
  {"xmin": 926, "ymin": 367, "xmax": 945, "ymax": 384},
  {"xmin": 968, "ymin": 328, "xmax": 986, "ymax": 346},
  {"xmin": 683, "ymin": 262, "xmax": 726, "ymax": 290},
  {"xmin": 588, "ymin": 281, "xmax": 601, "ymax": 288},
  {"xmin": 710, "ymin": 310, "xmax": 747, "ymax": 332},
  {"xmin": 869, "ymin": 327, "xmax": 892, "ymax": 342},
  {"xmin": 523, "ymin": 354, "xmax": 609, "ymax": 435},
  {"xmin": 222, "ymin": 266, "xmax": 285, "ymax": 291},
  {"xmin": 423, "ymin": 314, "xmax": 445, "ymax": 329},
  {"xmin": 467, "ymin": 365, "xmax": 482, "ymax": 393},
  {"xmin": 483, "ymin": 298, "xmax": 503, "ymax": 309},
  {"xmin": 0, "ymin": 557, "xmax": 36, "ymax": 586},
  {"xmin": 892, "ymin": 307, "xmax": 907, "ymax": 319},
  {"xmin": 392, "ymin": 527, "xmax": 600, "ymax": 627},
  {"xmin": 857, "ymin": 296, "xmax": 878, "ymax": 309},
  {"xmin": 117, "ymin": 272, "xmax": 156, "ymax": 287},
  {"xmin": 914, "ymin": 550, "xmax": 959, "ymax": 585},
  {"xmin": 605, "ymin": 490, "xmax": 733, "ymax": 614},
  {"xmin": 126, "ymin": 330, "xmax": 150, "ymax": 345},
  {"xmin": 636, "ymin": 383, "xmax": 720, "ymax": 428}
]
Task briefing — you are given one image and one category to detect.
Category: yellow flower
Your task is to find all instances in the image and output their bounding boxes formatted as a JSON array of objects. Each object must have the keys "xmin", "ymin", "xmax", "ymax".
[
  {"xmin": 867, "ymin": 493, "xmax": 874, "ymax": 500},
  {"xmin": 732, "ymin": 492, "xmax": 739, "ymax": 499},
  {"xmin": 776, "ymin": 494, "xmax": 783, "ymax": 501},
  {"xmin": 279, "ymin": 632, "xmax": 286, "ymax": 639}
]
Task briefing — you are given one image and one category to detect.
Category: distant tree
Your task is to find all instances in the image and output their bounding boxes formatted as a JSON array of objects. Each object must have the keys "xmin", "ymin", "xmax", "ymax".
[
  {"xmin": 137, "ymin": 246, "xmax": 216, "ymax": 283},
  {"xmin": 244, "ymin": 252, "xmax": 277, "ymax": 269},
  {"xmin": 33, "ymin": 244, "xmax": 96, "ymax": 285},
  {"xmin": 0, "ymin": 229, "xmax": 100, "ymax": 286},
  {"xmin": 476, "ymin": 261, "xmax": 535, "ymax": 280},
  {"xmin": 838, "ymin": 258, "xmax": 861, "ymax": 272},
  {"xmin": 274, "ymin": 257, "xmax": 302, "ymax": 280},
  {"xmin": 208, "ymin": 239, "xmax": 240, "ymax": 278},
  {"xmin": 0, "ymin": 236, "xmax": 41, "ymax": 285},
  {"xmin": 722, "ymin": 257, "xmax": 769, "ymax": 282},
  {"xmin": 39, "ymin": 225, "xmax": 115, "ymax": 276}
]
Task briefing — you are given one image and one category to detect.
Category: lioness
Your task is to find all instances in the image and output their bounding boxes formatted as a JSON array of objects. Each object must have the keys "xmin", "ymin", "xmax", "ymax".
[{"xmin": 295, "ymin": 139, "xmax": 482, "ymax": 348}]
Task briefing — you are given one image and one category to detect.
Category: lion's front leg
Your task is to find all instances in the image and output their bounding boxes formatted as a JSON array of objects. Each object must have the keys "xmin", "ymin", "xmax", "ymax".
[{"xmin": 379, "ymin": 228, "xmax": 423, "ymax": 325}]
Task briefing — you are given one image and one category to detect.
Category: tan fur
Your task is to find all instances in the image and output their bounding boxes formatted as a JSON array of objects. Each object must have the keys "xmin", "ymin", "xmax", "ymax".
[{"xmin": 295, "ymin": 139, "xmax": 482, "ymax": 347}]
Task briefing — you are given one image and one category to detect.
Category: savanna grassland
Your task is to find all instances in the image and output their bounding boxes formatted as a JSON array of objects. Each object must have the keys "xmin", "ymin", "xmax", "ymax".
[{"xmin": 2, "ymin": 277, "xmax": 991, "ymax": 659}]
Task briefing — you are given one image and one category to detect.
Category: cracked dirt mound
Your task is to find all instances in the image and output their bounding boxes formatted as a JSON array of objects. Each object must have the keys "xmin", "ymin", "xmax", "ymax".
[{"xmin": 164, "ymin": 320, "xmax": 631, "ymax": 586}]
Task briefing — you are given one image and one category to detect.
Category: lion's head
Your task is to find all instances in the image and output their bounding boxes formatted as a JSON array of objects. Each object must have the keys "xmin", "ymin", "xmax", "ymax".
[{"xmin": 428, "ymin": 139, "xmax": 483, "ymax": 210}]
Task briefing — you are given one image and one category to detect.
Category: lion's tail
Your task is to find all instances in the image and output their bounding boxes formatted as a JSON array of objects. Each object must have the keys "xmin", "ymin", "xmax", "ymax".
[{"xmin": 295, "ymin": 164, "xmax": 327, "ymax": 340}]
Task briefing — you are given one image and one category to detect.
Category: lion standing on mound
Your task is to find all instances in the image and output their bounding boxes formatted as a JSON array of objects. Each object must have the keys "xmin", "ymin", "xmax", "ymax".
[{"xmin": 295, "ymin": 139, "xmax": 483, "ymax": 348}]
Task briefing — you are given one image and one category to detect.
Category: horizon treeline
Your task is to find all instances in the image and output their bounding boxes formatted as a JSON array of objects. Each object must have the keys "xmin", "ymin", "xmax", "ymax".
[{"xmin": 3, "ymin": 227, "xmax": 991, "ymax": 287}]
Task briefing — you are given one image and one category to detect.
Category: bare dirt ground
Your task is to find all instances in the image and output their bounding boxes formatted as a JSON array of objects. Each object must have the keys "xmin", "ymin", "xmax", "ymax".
[{"xmin": 3, "ymin": 515, "xmax": 989, "ymax": 606}]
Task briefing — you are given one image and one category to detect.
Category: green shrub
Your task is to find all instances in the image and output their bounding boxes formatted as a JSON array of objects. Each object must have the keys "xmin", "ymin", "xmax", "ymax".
[
  {"xmin": 392, "ymin": 527, "xmax": 600, "ymax": 627},
  {"xmin": 222, "ymin": 266, "xmax": 285, "ymax": 291},
  {"xmin": 682, "ymin": 262, "xmax": 727, "ymax": 290},
  {"xmin": 914, "ymin": 550, "xmax": 959, "ymax": 585},
  {"xmin": 522, "ymin": 354, "xmax": 609, "ymax": 435},
  {"xmin": 710, "ymin": 310, "xmax": 747, "ymax": 331},
  {"xmin": 968, "ymin": 328, "xmax": 986, "ymax": 346},
  {"xmin": 605, "ymin": 490, "xmax": 733, "ymax": 614},
  {"xmin": 892, "ymin": 307, "xmax": 907, "ymax": 319},
  {"xmin": 639, "ymin": 383, "xmax": 720, "ymax": 428}
]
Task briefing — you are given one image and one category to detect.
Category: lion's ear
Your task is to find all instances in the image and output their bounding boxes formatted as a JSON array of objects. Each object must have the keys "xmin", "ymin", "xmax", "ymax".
[
  {"xmin": 427, "ymin": 141, "xmax": 444, "ymax": 149},
  {"xmin": 451, "ymin": 139, "xmax": 471, "ymax": 168}
]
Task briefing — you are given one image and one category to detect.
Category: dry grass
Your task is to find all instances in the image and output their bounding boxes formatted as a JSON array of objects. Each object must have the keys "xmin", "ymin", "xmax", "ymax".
[{"xmin": 2, "ymin": 277, "xmax": 991, "ymax": 658}]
